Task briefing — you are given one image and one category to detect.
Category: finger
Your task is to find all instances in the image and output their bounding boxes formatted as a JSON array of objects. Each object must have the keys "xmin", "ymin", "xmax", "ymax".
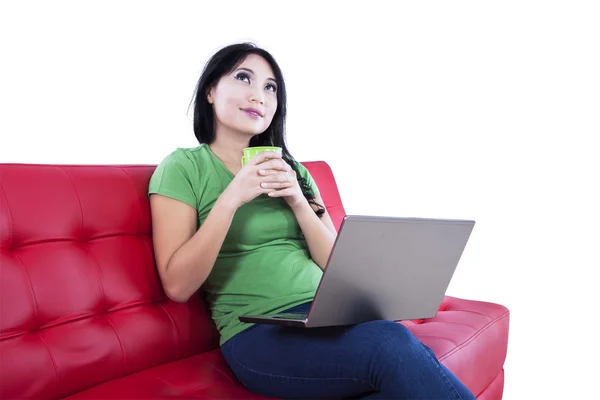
[
  {"xmin": 247, "ymin": 151, "xmax": 282, "ymax": 166},
  {"xmin": 259, "ymin": 171, "xmax": 295, "ymax": 182},
  {"xmin": 257, "ymin": 169, "xmax": 279, "ymax": 176},
  {"xmin": 261, "ymin": 188, "xmax": 274, "ymax": 196},
  {"xmin": 267, "ymin": 188, "xmax": 294, "ymax": 197},
  {"xmin": 260, "ymin": 180, "xmax": 294, "ymax": 190},
  {"xmin": 257, "ymin": 159, "xmax": 291, "ymax": 173}
]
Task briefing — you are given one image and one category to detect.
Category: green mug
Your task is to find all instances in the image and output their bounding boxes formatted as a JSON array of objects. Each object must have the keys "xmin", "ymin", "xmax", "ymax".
[{"xmin": 241, "ymin": 146, "xmax": 282, "ymax": 166}]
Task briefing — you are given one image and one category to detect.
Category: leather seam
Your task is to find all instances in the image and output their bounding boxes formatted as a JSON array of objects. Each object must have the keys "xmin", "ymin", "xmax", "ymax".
[
  {"xmin": 201, "ymin": 363, "xmax": 237, "ymax": 385},
  {"xmin": 476, "ymin": 368, "xmax": 503, "ymax": 397},
  {"xmin": 425, "ymin": 319, "xmax": 481, "ymax": 330},
  {"xmin": 79, "ymin": 242, "xmax": 108, "ymax": 312},
  {"xmin": 62, "ymin": 162, "xmax": 108, "ymax": 310},
  {"xmin": 444, "ymin": 308, "xmax": 496, "ymax": 317},
  {"xmin": 438, "ymin": 310, "xmax": 509, "ymax": 361},
  {"xmin": 103, "ymin": 314, "xmax": 128, "ymax": 375},
  {"xmin": 146, "ymin": 373, "xmax": 177, "ymax": 389},
  {"xmin": 61, "ymin": 168, "xmax": 84, "ymax": 240},
  {"xmin": 119, "ymin": 167, "xmax": 144, "ymax": 236},
  {"xmin": 139, "ymin": 235, "xmax": 162, "ymax": 301},
  {"xmin": 121, "ymin": 167, "xmax": 161, "ymax": 302},
  {"xmin": 37, "ymin": 332, "xmax": 61, "ymax": 398},
  {"xmin": 13, "ymin": 252, "xmax": 39, "ymax": 328},
  {"xmin": 158, "ymin": 303, "xmax": 180, "ymax": 350},
  {"xmin": 417, "ymin": 334, "xmax": 460, "ymax": 347},
  {"xmin": 10, "ymin": 234, "xmax": 143, "ymax": 250},
  {"xmin": 0, "ymin": 181, "xmax": 14, "ymax": 249}
]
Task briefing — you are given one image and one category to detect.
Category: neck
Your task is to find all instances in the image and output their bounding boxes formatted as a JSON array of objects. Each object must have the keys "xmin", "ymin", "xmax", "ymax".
[{"xmin": 209, "ymin": 127, "xmax": 253, "ymax": 171}]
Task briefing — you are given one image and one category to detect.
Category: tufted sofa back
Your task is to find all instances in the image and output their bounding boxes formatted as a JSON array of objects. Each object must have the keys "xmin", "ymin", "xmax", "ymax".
[{"xmin": 0, "ymin": 161, "xmax": 345, "ymax": 399}]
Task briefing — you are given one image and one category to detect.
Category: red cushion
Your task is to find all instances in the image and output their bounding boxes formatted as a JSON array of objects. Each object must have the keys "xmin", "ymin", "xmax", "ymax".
[
  {"xmin": 400, "ymin": 296, "xmax": 509, "ymax": 398},
  {"xmin": 0, "ymin": 162, "xmax": 509, "ymax": 399},
  {"xmin": 63, "ymin": 350, "xmax": 275, "ymax": 400},
  {"xmin": 302, "ymin": 161, "xmax": 347, "ymax": 231}
]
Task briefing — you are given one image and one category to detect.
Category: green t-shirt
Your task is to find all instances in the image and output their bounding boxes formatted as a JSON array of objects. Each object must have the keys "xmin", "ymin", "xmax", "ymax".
[{"xmin": 148, "ymin": 144, "xmax": 323, "ymax": 345}]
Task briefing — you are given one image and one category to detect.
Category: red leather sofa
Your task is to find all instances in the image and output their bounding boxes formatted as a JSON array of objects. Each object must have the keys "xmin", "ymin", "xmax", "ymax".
[{"xmin": 0, "ymin": 161, "xmax": 510, "ymax": 399}]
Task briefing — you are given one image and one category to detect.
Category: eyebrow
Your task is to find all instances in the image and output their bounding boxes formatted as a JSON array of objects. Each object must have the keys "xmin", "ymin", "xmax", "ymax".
[{"xmin": 236, "ymin": 67, "xmax": 277, "ymax": 83}]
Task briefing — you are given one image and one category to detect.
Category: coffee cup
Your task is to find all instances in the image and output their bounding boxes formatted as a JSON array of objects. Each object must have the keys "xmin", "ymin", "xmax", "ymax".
[{"xmin": 241, "ymin": 146, "xmax": 282, "ymax": 166}]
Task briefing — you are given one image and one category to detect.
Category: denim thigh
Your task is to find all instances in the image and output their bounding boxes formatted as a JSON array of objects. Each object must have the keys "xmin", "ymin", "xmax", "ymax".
[{"xmin": 221, "ymin": 302, "xmax": 472, "ymax": 400}]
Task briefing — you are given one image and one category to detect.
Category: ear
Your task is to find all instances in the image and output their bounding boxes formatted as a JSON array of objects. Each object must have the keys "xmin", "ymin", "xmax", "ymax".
[{"xmin": 206, "ymin": 87, "xmax": 214, "ymax": 104}]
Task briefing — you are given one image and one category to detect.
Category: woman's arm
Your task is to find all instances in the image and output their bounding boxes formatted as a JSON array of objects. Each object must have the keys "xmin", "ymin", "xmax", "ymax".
[
  {"xmin": 289, "ymin": 195, "xmax": 337, "ymax": 270},
  {"xmin": 150, "ymin": 193, "xmax": 237, "ymax": 302}
]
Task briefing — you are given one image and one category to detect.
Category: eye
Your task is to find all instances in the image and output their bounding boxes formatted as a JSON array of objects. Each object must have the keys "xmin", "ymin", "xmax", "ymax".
[
  {"xmin": 265, "ymin": 83, "xmax": 277, "ymax": 92},
  {"xmin": 234, "ymin": 72, "xmax": 250, "ymax": 83}
]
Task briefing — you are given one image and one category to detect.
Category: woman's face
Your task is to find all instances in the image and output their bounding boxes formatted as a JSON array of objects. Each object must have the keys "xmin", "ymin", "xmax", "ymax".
[{"xmin": 208, "ymin": 54, "xmax": 278, "ymax": 137}]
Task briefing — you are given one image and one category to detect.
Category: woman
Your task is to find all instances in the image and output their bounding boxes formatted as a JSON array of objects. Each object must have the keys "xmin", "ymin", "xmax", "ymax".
[{"xmin": 148, "ymin": 42, "xmax": 476, "ymax": 399}]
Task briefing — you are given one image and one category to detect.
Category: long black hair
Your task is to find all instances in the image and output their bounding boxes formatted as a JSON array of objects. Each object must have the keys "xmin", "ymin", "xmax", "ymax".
[{"xmin": 192, "ymin": 42, "xmax": 324, "ymax": 217}]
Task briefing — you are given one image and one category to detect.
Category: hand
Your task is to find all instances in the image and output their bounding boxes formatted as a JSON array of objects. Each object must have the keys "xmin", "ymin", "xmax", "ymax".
[
  {"xmin": 220, "ymin": 151, "xmax": 289, "ymax": 209},
  {"xmin": 259, "ymin": 160, "xmax": 306, "ymax": 210}
]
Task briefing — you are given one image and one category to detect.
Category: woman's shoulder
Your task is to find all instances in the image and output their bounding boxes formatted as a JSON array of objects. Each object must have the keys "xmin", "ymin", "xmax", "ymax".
[
  {"xmin": 148, "ymin": 144, "xmax": 211, "ymax": 206},
  {"xmin": 160, "ymin": 144, "xmax": 209, "ymax": 164},
  {"xmin": 150, "ymin": 144, "xmax": 210, "ymax": 184},
  {"xmin": 152, "ymin": 144, "xmax": 214, "ymax": 174}
]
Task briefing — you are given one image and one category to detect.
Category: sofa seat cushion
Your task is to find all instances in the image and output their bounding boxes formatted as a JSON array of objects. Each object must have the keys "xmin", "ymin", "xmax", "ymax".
[
  {"xmin": 401, "ymin": 296, "xmax": 509, "ymax": 397},
  {"xmin": 63, "ymin": 349, "xmax": 274, "ymax": 400},
  {"xmin": 64, "ymin": 296, "xmax": 508, "ymax": 400}
]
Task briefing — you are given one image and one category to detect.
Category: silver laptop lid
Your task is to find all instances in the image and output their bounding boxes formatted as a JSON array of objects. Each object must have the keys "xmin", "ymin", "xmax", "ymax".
[{"xmin": 305, "ymin": 215, "xmax": 475, "ymax": 327}]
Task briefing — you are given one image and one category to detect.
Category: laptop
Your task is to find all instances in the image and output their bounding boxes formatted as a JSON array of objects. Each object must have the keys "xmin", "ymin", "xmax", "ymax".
[{"xmin": 238, "ymin": 215, "xmax": 475, "ymax": 328}]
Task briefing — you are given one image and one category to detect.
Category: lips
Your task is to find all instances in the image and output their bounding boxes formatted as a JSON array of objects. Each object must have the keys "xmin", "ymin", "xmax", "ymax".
[{"xmin": 241, "ymin": 108, "xmax": 264, "ymax": 118}]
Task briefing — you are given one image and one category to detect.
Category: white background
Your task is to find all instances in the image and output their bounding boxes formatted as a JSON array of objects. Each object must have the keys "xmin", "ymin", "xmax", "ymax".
[{"xmin": 1, "ymin": 1, "xmax": 599, "ymax": 398}]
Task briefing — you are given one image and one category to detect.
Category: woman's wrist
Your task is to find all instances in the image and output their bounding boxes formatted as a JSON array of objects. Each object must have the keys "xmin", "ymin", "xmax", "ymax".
[
  {"xmin": 289, "ymin": 197, "xmax": 312, "ymax": 214},
  {"xmin": 217, "ymin": 189, "xmax": 240, "ymax": 214}
]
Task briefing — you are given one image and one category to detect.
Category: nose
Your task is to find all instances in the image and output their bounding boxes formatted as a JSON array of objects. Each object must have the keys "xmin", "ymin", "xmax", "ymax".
[{"xmin": 249, "ymin": 87, "xmax": 265, "ymax": 105}]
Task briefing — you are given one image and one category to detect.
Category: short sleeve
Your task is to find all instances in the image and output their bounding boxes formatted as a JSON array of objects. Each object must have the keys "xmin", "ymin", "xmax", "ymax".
[
  {"xmin": 293, "ymin": 161, "xmax": 320, "ymax": 199},
  {"xmin": 148, "ymin": 148, "xmax": 198, "ymax": 209}
]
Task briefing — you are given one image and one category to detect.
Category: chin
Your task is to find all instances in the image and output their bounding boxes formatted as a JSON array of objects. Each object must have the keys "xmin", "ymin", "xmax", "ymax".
[{"xmin": 237, "ymin": 124, "xmax": 268, "ymax": 137}]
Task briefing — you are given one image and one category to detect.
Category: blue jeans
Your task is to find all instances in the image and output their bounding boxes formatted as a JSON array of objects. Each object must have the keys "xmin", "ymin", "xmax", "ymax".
[{"xmin": 221, "ymin": 302, "xmax": 476, "ymax": 399}]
